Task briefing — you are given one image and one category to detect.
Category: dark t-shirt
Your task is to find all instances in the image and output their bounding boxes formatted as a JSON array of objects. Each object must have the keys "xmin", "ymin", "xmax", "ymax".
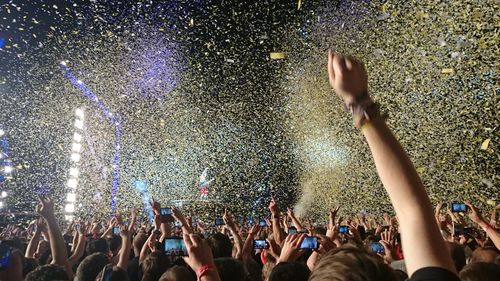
[{"xmin": 410, "ymin": 267, "xmax": 460, "ymax": 281}]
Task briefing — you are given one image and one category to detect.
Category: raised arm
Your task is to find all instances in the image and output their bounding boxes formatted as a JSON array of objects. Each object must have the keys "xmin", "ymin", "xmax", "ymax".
[
  {"xmin": 269, "ymin": 198, "xmax": 286, "ymax": 245},
  {"xmin": 287, "ymin": 208, "xmax": 303, "ymax": 232},
  {"xmin": 25, "ymin": 218, "xmax": 45, "ymax": 258},
  {"xmin": 117, "ymin": 226, "xmax": 132, "ymax": 270},
  {"xmin": 68, "ymin": 222, "xmax": 87, "ymax": 268},
  {"xmin": 327, "ymin": 51, "xmax": 456, "ymax": 275},
  {"xmin": 222, "ymin": 209, "xmax": 243, "ymax": 259},
  {"xmin": 466, "ymin": 202, "xmax": 500, "ymax": 250}
]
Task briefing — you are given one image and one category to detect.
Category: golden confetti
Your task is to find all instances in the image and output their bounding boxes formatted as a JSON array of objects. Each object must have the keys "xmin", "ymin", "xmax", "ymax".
[
  {"xmin": 270, "ymin": 52, "xmax": 286, "ymax": 59},
  {"xmin": 480, "ymin": 138, "xmax": 491, "ymax": 150}
]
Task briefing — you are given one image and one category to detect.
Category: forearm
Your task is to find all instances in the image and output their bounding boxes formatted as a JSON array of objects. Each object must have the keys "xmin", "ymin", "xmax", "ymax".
[
  {"xmin": 477, "ymin": 220, "xmax": 500, "ymax": 250},
  {"xmin": 228, "ymin": 226, "xmax": 243, "ymax": 259},
  {"xmin": 68, "ymin": 234, "xmax": 86, "ymax": 267},
  {"xmin": 290, "ymin": 215, "xmax": 303, "ymax": 231},
  {"xmin": 45, "ymin": 216, "xmax": 68, "ymax": 266},
  {"xmin": 272, "ymin": 217, "xmax": 285, "ymax": 245},
  {"xmin": 70, "ymin": 232, "xmax": 78, "ymax": 253},
  {"xmin": 139, "ymin": 233, "xmax": 155, "ymax": 262},
  {"xmin": 307, "ymin": 252, "xmax": 319, "ymax": 271},
  {"xmin": 117, "ymin": 237, "xmax": 131, "ymax": 270},
  {"xmin": 25, "ymin": 231, "xmax": 41, "ymax": 258},
  {"xmin": 362, "ymin": 117, "xmax": 455, "ymax": 274}
]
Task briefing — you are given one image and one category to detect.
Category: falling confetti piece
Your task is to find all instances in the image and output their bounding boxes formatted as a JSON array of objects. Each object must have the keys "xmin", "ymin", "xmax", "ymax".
[
  {"xmin": 480, "ymin": 138, "xmax": 491, "ymax": 150},
  {"xmin": 441, "ymin": 68, "xmax": 454, "ymax": 74},
  {"xmin": 270, "ymin": 52, "xmax": 286, "ymax": 59}
]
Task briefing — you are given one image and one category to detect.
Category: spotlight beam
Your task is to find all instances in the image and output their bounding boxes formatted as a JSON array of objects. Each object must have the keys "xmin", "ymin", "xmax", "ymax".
[{"xmin": 61, "ymin": 63, "xmax": 122, "ymax": 214}]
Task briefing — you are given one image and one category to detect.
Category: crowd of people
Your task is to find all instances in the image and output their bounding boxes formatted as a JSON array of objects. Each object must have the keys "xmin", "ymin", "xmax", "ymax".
[{"xmin": 0, "ymin": 53, "xmax": 499, "ymax": 281}]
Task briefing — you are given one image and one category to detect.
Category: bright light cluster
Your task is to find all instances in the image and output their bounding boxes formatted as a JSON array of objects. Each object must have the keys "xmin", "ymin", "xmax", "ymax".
[{"xmin": 65, "ymin": 108, "xmax": 84, "ymax": 219}]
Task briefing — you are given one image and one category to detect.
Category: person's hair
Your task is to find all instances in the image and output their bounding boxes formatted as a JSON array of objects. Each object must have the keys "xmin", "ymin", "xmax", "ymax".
[
  {"xmin": 74, "ymin": 252, "xmax": 109, "ymax": 281},
  {"xmin": 133, "ymin": 233, "xmax": 148, "ymax": 256},
  {"xmin": 207, "ymin": 233, "xmax": 233, "ymax": 258},
  {"xmin": 470, "ymin": 246, "xmax": 500, "ymax": 264},
  {"xmin": 459, "ymin": 262, "xmax": 500, "ymax": 281},
  {"xmin": 268, "ymin": 262, "xmax": 310, "ymax": 281},
  {"xmin": 95, "ymin": 265, "xmax": 129, "ymax": 281},
  {"xmin": 24, "ymin": 264, "xmax": 69, "ymax": 281},
  {"xmin": 446, "ymin": 242, "xmax": 466, "ymax": 272},
  {"xmin": 23, "ymin": 257, "xmax": 39, "ymax": 277},
  {"xmin": 107, "ymin": 234, "xmax": 122, "ymax": 254},
  {"xmin": 159, "ymin": 265, "xmax": 195, "ymax": 281},
  {"xmin": 141, "ymin": 251, "xmax": 171, "ymax": 281},
  {"xmin": 312, "ymin": 227, "xmax": 327, "ymax": 236},
  {"xmin": 214, "ymin": 257, "xmax": 245, "ymax": 281},
  {"xmin": 262, "ymin": 261, "xmax": 276, "ymax": 281},
  {"xmin": 86, "ymin": 238, "xmax": 110, "ymax": 255},
  {"xmin": 309, "ymin": 244, "xmax": 398, "ymax": 281}
]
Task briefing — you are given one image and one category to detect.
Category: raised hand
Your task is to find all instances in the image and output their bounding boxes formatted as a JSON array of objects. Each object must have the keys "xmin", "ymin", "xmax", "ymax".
[
  {"xmin": 465, "ymin": 202, "xmax": 484, "ymax": 225},
  {"xmin": 183, "ymin": 233, "xmax": 219, "ymax": 279},
  {"xmin": 36, "ymin": 195, "xmax": 55, "ymax": 219},
  {"xmin": 277, "ymin": 233, "xmax": 306, "ymax": 263},
  {"xmin": 327, "ymin": 50, "xmax": 368, "ymax": 105},
  {"xmin": 269, "ymin": 197, "xmax": 279, "ymax": 216}
]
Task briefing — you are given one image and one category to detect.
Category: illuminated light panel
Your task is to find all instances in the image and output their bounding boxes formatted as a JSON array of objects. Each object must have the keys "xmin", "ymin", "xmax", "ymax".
[
  {"xmin": 65, "ymin": 203, "xmax": 75, "ymax": 213},
  {"xmin": 73, "ymin": 132, "xmax": 82, "ymax": 142},
  {"xmin": 72, "ymin": 142, "xmax": 82, "ymax": 152},
  {"xmin": 4, "ymin": 166, "xmax": 13, "ymax": 173},
  {"xmin": 67, "ymin": 178, "xmax": 78, "ymax": 189},
  {"xmin": 66, "ymin": 193, "xmax": 76, "ymax": 202},
  {"xmin": 70, "ymin": 153, "xmax": 81, "ymax": 162},
  {"xmin": 1, "ymin": 191, "xmax": 6, "ymax": 198},
  {"xmin": 75, "ymin": 108, "xmax": 85, "ymax": 119},
  {"xmin": 74, "ymin": 119, "xmax": 84, "ymax": 129},
  {"xmin": 69, "ymin": 167, "xmax": 79, "ymax": 178}
]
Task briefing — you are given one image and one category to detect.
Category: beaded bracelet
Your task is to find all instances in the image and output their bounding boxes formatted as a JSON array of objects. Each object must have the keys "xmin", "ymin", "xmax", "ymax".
[{"xmin": 342, "ymin": 93, "xmax": 381, "ymax": 129}]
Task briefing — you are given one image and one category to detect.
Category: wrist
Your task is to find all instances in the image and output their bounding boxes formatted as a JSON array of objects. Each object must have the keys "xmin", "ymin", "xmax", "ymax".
[{"xmin": 196, "ymin": 264, "xmax": 217, "ymax": 280}]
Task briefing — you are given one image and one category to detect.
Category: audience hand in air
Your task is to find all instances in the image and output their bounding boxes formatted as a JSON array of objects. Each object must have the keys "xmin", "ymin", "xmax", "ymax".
[{"xmin": 327, "ymin": 50, "xmax": 368, "ymax": 104}]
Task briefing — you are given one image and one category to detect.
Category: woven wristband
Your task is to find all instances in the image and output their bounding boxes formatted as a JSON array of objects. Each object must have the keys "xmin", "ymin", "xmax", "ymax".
[
  {"xmin": 343, "ymin": 93, "xmax": 381, "ymax": 129},
  {"xmin": 197, "ymin": 264, "xmax": 215, "ymax": 280}
]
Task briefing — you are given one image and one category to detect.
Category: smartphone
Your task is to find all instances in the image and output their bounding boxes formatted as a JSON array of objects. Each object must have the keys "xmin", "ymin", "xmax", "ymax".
[
  {"xmin": 370, "ymin": 242, "xmax": 385, "ymax": 254},
  {"xmin": 259, "ymin": 219, "xmax": 267, "ymax": 227},
  {"xmin": 246, "ymin": 219, "xmax": 254, "ymax": 226},
  {"xmin": 160, "ymin": 207, "xmax": 175, "ymax": 223},
  {"xmin": 163, "ymin": 237, "xmax": 188, "ymax": 256},
  {"xmin": 112, "ymin": 226, "xmax": 120, "ymax": 235},
  {"xmin": 464, "ymin": 227, "xmax": 473, "ymax": 236},
  {"xmin": 253, "ymin": 239, "xmax": 270, "ymax": 249},
  {"xmin": 288, "ymin": 227, "xmax": 297, "ymax": 234},
  {"xmin": 451, "ymin": 202, "xmax": 468, "ymax": 213},
  {"xmin": 453, "ymin": 224, "xmax": 463, "ymax": 236},
  {"xmin": 0, "ymin": 243, "xmax": 12, "ymax": 270},
  {"xmin": 300, "ymin": 236, "xmax": 319, "ymax": 249},
  {"xmin": 215, "ymin": 218, "xmax": 225, "ymax": 226},
  {"xmin": 338, "ymin": 225, "xmax": 349, "ymax": 234}
]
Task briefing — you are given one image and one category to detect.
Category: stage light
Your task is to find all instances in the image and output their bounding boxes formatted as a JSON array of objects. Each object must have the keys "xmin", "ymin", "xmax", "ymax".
[
  {"xmin": 65, "ymin": 215, "xmax": 74, "ymax": 221},
  {"xmin": 72, "ymin": 142, "xmax": 82, "ymax": 152},
  {"xmin": 74, "ymin": 119, "xmax": 84, "ymax": 129},
  {"xmin": 66, "ymin": 193, "xmax": 76, "ymax": 202},
  {"xmin": 60, "ymin": 61, "xmax": 67, "ymax": 66},
  {"xmin": 0, "ymin": 201, "xmax": 3, "ymax": 208},
  {"xmin": 67, "ymin": 178, "xmax": 78, "ymax": 189},
  {"xmin": 4, "ymin": 166, "xmax": 13, "ymax": 173},
  {"xmin": 65, "ymin": 203, "xmax": 75, "ymax": 213},
  {"xmin": 0, "ymin": 129, "xmax": 4, "ymax": 137},
  {"xmin": 1, "ymin": 191, "xmax": 6, "ymax": 198},
  {"xmin": 75, "ymin": 108, "xmax": 85, "ymax": 119},
  {"xmin": 69, "ymin": 167, "xmax": 79, "ymax": 178},
  {"xmin": 73, "ymin": 132, "xmax": 82, "ymax": 142},
  {"xmin": 77, "ymin": 80, "xmax": 83, "ymax": 85},
  {"xmin": 70, "ymin": 152, "xmax": 81, "ymax": 162}
]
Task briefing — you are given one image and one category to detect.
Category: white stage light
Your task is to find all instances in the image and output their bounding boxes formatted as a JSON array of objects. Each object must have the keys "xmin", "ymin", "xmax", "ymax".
[
  {"xmin": 77, "ymin": 80, "xmax": 83, "ymax": 85},
  {"xmin": 67, "ymin": 178, "xmax": 78, "ymax": 189},
  {"xmin": 0, "ymin": 129, "xmax": 4, "ymax": 137},
  {"xmin": 66, "ymin": 193, "xmax": 76, "ymax": 202},
  {"xmin": 70, "ymin": 153, "xmax": 81, "ymax": 162},
  {"xmin": 0, "ymin": 201, "xmax": 3, "ymax": 208},
  {"xmin": 69, "ymin": 167, "xmax": 79, "ymax": 178},
  {"xmin": 1, "ymin": 191, "xmax": 6, "ymax": 198},
  {"xmin": 72, "ymin": 142, "xmax": 82, "ymax": 152},
  {"xmin": 74, "ymin": 119, "xmax": 84, "ymax": 129},
  {"xmin": 75, "ymin": 108, "xmax": 84, "ymax": 119},
  {"xmin": 65, "ymin": 215, "xmax": 74, "ymax": 221},
  {"xmin": 73, "ymin": 132, "xmax": 82, "ymax": 142},
  {"xmin": 60, "ymin": 61, "xmax": 67, "ymax": 66},
  {"xmin": 65, "ymin": 203, "xmax": 75, "ymax": 213},
  {"xmin": 4, "ymin": 166, "xmax": 13, "ymax": 173}
]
